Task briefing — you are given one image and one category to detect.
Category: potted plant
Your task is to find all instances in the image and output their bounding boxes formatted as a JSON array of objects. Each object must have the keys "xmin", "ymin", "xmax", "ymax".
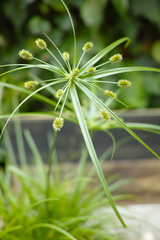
[{"xmin": 0, "ymin": 0, "xmax": 160, "ymax": 232}]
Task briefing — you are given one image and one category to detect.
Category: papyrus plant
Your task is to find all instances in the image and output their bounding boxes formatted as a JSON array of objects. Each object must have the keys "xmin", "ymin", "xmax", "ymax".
[{"xmin": 0, "ymin": 0, "xmax": 160, "ymax": 227}]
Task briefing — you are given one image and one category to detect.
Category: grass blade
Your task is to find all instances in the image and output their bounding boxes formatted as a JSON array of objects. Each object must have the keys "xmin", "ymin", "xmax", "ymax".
[
  {"xmin": 28, "ymin": 223, "xmax": 77, "ymax": 240},
  {"xmin": 12, "ymin": 97, "xmax": 27, "ymax": 168},
  {"xmin": 0, "ymin": 79, "xmax": 66, "ymax": 139},
  {"xmin": 0, "ymin": 64, "xmax": 64, "ymax": 77},
  {"xmin": 60, "ymin": 0, "xmax": 77, "ymax": 68},
  {"xmin": 70, "ymin": 85, "xmax": 126, "ymax": 228},
  {"xmin": 24, "ymin": 129, "xmax": 46, "ymax": 186},
  {"xmin": 84, "ymin": 66, "xmax": 160, "ymax": 80},
  {"xmin": 77, "ymin": 83, "xmax": 160, "ymax": 159},
  {"xmin": 0, "ymin": 81, "xmax": 59, "ymax": 107},
  {"xmin": 80, "ymin": 37, "xmax": 130, "ymax": 74}
]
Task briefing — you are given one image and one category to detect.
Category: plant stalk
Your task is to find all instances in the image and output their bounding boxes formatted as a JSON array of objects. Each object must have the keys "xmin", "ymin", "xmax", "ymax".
[{"xmin": 46, "ymin": 130, "xmax": 57, "ymax": 198}]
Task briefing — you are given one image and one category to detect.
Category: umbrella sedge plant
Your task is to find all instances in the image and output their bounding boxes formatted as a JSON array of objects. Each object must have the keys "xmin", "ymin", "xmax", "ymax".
[{"xmin": 0, "ymin": 0, "xmax": 160, "ymax": 228}]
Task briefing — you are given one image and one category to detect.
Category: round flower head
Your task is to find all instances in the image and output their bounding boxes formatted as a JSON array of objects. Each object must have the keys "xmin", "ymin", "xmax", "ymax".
[
  {"xmin": 62, "ymin": 52, "xmax": 70, "ymax": 61},
  {"xmin": 35, "ymin": 38, "xmax": 47, "ymax": 49},
  {"xmin": 19, "ymin": 49, "xmax": 33, "ymax": 60},
  {"xmin": 55, "ymin": 89, "xmax": 64, "ymax": 99},
  {"xmin": 53, "ymin": 118, "xmax": 64, "ymax": 131},
  {"xmin": 70, "ymin": 68, "xmax": 79, "ymax": 79},
  {"xmin": 87, "ymin": 67, "xmax": 96, "ymax": 74},
  {"xmin": 24, "ymin": 81, "xmax": 39, "ymax": 89},
  {"xmin": 118, "ymin": 79, "xmax": 131, "ymax": 88},
  {"xmin": 100, "ymin": 109, "xmax": 111, "ymax": 122},
  {"xmin": 109, "ymin": 54, "xmax": 123, "ymax": 63},
  {"xmin": 82, "ymin": 42, "xmax": 93, "ymax": 52},
  {"xmin": 104, "ymin": 90, "xmax": 117, "ymax": 99}
]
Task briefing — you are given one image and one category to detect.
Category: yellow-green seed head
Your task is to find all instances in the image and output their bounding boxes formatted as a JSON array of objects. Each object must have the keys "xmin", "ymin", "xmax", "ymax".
[
  {"xmin": 87, "ymin": 67, "xmax": 96, "ymax": 74},
  {"xmin": 118, "ymin": 79, "xmax": 131, "ymax": 88},
  {"xmin": 55, "ymin": 89, "xmax": 64, "ymax": 99},
  {"xmin": 62, "ymin": 52, "xmax": 70, "ymax": 61},
  {"xmin": 35, "ymin": 38, "xmax": 47, "ymax": 49},
  {"xmin": 53, "ymin": 118, "xmax": 64, "ymax": 131},
  {"xmin": 104, "ymin": 90, "xmax": 117, "ymax": 99},
  {"xmin": 82, "ymin": 42, "xmax": 93, "ymax": 52},
  {"xmin": 19, "ymin": 49, "xmax": 33, "ymax": 60},
  {"xmin": 109, "ymin": 54, "xmax": 123, "ymax": 63},
  {"xmin": 70, "ymin": 68, "xmax": 79, "ymax": 79},
  {"xmin": 100, "ymin": 109, "xmax": 111, "ymax": 122},
  {"xmin": 24, "ymin": 81, "xmax": 39, "ymax": 89}
]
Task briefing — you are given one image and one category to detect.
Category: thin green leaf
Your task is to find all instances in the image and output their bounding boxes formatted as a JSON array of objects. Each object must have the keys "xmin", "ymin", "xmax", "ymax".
[
  {"xmin": 125, "ymin": 122, "xmax": 160, "ymax": 135},
  {"xmin": 71, "ymin": 145, "xmax": 88, "ymax": 201},
  {"xmin": 7, "ymin": 197, "xmax": 58, "ymax": 228},
  {"xmin": 0, "ymin": 64, "xmax": 65, "ymax": 77},
  {"xmin": 60, "ymin": 0, "xmax": 77, "ymax": 68},
  {"xmin": 0, "ymin": 79, "xmax": 66, "ymax": 139},
  {"xmin": 13, "ymin": 97, "xmax": 27, "ymax": 168},
  {"xmin": 0, "ymin": 111, "xmax": 78, "ymax": 124},
  {"xmin": 84, "ymin": 66, "xmax": 160, "ymax": 80},
  {"xmin": 0, "ymin": 81, "xmax": 64, "ymax": 108},
  {"xmin": 80, "ymin": 37, "xmax": 130, "ymax": 74},
  {"xmin": 24, "ymin": 129, "xmax": 46, "ymax": 185},
  {"xmin": 3, "ymin": 130, "xmax": 17, "ymax": 165},
  {"xmin": 28, "ymin": 223, "xmax": 77, "ymax": 240},
  {"xmin": 77, "ymin": 83, "xmax": 160, "ymax": 159},
  {"xmin": 59, "ymin": 83, "xmax": 71, "ymax": 117},
  {"xmin": 0, "ymin": 225, "xmax": 22, "ymax": 237},
  {"xmin": 29, "ymin": 73, "xmax": 74, "ymax": 110},
  {"xmin": 70, "ymin": 85, "xmax": 126, "ymax": 228}
]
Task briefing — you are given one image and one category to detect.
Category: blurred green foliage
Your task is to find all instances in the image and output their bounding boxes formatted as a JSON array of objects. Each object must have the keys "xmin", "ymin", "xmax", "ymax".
[{"xmin": 0, "ymin": 0, "xmax": 160, "ymax": 112}]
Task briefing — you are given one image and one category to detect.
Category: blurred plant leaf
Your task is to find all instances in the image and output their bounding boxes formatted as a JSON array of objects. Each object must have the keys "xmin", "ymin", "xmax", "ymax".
[
  {"xmin": 131, "ymin": 0, "xmax": 160, "ymax": 26},
  {"xmin": 43, "ymin": 0, "xmax": 66, "ymax": 12},
  {"xmin": 28, "ymin": 16, "xmax": 52, "ymax": 35},
  {"xmin": 151, "ymin": 40, "xmax": 160, "ymax": 64},
  {"xmin": 2, "ymin": 0, "xmax": 28, "ymax": 31},
  {"xmin": 111, "ymin": 0, "xmax": 129, "ymax": 19},
  {"xmin": 144, "ymin": 72, "xmax": 160, "ymax": 96},
  {"xmin": 54, "ymin": 15, "xmax": 72, "ymax": 31},
  {"xmin": 119, "ymin": 72, "xmax": 148, "ymax": 108},
  {"xmin": 80, "ymin": 0, "xmax": 108, "ymax": 28}
]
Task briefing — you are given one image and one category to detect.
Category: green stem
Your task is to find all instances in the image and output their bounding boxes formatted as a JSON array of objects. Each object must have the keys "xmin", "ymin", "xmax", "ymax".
[
  {"xmin": 46, "ymin": 130, "xmax": 58, "ymax": 198},
  {"xmin": 76, "ymin": 52, "xmax": 85, "ymax": 68},
  {"xmin": 60, "ymin": 0, "xmax": 77, "ymax": 68}
]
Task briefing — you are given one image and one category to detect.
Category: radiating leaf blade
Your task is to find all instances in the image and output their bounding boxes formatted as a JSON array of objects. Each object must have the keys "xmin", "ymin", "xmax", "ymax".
[
  {"xmin": 83, "ymin": 66, "xmax": 160, "ymax": 80},
  {"xmin": 77, "ymin": 82, "xmax": 160, "ymax": 159},
  {"xmin": 80, "ymin": 37, "xmax": 130, "ymax": 74},
  {"xmin": 70, "ymin": 85, "xmax": 126, "ymax": 228}
]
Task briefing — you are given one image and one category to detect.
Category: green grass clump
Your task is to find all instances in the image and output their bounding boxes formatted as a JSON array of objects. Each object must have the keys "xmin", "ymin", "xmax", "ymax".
[{"xmin": 0, "ymin": 130, "xmax": 129, "ymax": 240}]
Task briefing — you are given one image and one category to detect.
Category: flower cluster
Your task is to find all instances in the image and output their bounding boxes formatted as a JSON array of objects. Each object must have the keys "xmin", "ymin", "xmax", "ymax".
[
  {"xmin": 62, "ymin": 52, "xmax": 70, "ymax": 61},
  {"xmin": 19, "ymin": 50, "xmax": 33, "ymax": 60},
  {"xmin": 24, "ymin": 81, "xmax": 39, "ymax": 89},
  {"xmin": 53, "ymin": 118, "xmax": 64, "ymax": 131},
  {"xmin": 87, "ymin": 67, "xmax": 96, "ymax": 74},
  {"xmin": 18, "ymin": 37, "xmax": 132, "ymax": 132},
  {"xmin": 35, "ymin": 38, "xmax": 47, "ymax": 49},
  {"xmin": 104, "ymin": 90, "xmax": 117, "ymax": 99},
  {"xmin": 109, "ymin": 53, "xmax": 123, "ymax": 63},
  {"xmin": 100, "ymin": 109, "xmax": 111, "ymax": 122},
  {"xmin": 118, "ymin": 79, "xmax": 131, "ymax": 88},
  {"xmin": 55, "ymin": 89, "xmax": 64, "ymax": 99},
  {"xmin": 82, "ymin": 42, "xmax": 93, "ymax": 52}
]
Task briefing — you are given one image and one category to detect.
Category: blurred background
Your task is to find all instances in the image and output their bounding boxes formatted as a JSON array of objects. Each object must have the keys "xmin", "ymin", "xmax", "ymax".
[{"xmin": 0, "ymin": 0, "xmax": 160, "ymax": 114}]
